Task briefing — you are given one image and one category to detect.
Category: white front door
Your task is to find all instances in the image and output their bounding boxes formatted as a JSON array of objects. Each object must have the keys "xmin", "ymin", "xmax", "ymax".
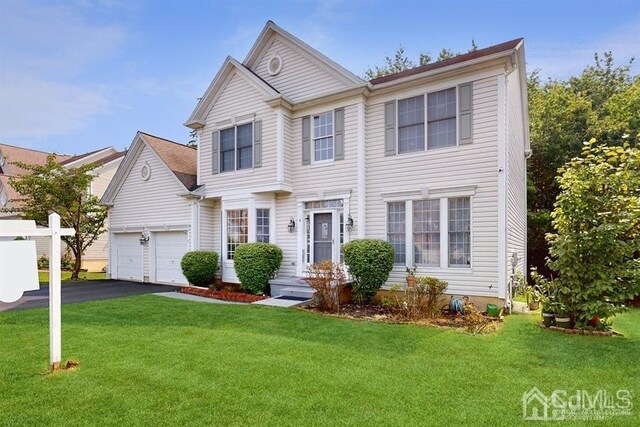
[
  {"xmin": 115, "ymin": 233, "xmax": 143, "ymax": 281},
  {"xmin": 154, "ymin": 231, "xmax": 189, "ymax": 285}
]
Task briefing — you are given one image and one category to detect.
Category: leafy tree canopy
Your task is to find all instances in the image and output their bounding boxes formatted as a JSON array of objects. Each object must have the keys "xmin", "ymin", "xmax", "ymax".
[{"xmin": 3, "ymin": 155, "xmax": 108, "ymax": 280}]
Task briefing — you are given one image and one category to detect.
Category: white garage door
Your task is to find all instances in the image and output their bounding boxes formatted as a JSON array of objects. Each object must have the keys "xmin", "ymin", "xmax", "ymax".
[
  {"xmin": 115, "ymin": 233, "xmax": 143, "ymax": 281},
  {"xmin": 155, "ymin": 231, "xmax": 189, "ymax": 285}
]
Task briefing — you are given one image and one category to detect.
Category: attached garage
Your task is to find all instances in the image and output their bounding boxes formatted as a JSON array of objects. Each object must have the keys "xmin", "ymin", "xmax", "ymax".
[
  {"xmin": 100, "ymin": 132, "xmax": 200, "ymax": 286},
  {"xmin": 114, "ymin": 233, "xmax": 143, "ymax": 281},
  {"xmin": 153, "ymin": 230, "xmax": 189, "ymax": 285}
]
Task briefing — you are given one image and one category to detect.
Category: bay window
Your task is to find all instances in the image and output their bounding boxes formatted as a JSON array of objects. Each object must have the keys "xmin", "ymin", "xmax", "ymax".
[
  {"xmin": 226, "ymin": 209, "xmax": 248, "ymax": 259},
  {"xmin": 448, "ymin": 197, "xmax": 471, "ymax": 267},
  {"xmin": 387, "ymin": 202, "xmax": 406, "ymax": 264}
]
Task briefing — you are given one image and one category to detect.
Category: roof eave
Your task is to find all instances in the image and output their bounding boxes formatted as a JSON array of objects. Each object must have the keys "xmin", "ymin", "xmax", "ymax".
[{"xmin": 370, "ymin": 49, "xmax": 517, "ymax": 91}]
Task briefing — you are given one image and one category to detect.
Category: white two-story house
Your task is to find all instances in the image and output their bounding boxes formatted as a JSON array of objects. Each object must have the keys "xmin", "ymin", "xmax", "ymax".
[{"xmin": 181, "ymin": 21, "xmax": 529, "ymax": 303}]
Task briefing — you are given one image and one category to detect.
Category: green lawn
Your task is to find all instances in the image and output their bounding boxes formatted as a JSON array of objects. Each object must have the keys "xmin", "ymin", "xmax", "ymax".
[
  {"xmin": 1, "ymin": 297, "xmax": 638, "ymax": 426},
  {"xmin": 38, "ymin": 271, "xmax": 106, "ymax": 284}
]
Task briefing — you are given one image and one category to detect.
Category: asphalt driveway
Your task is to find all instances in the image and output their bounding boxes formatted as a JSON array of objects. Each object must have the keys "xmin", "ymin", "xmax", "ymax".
[{"xmin": 0, "ymin": 280, "xmax": 176, "ymax": 312}]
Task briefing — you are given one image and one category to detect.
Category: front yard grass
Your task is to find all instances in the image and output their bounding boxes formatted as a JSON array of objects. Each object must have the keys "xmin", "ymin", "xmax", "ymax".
[
  {"xmin": 38, "ymin": 270, "xmax": 106, "ymax": 284},
  {"xmin": 1, "ymin": 296, "xmax": 638, "ymax": 426}
]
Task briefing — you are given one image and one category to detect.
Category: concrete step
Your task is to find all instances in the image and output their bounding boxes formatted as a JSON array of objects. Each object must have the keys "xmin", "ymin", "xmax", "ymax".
[
  {"xmin": 253, "ymin": 295, "xmax": 311, "ymax": 308},
  {"xmin": 280, "ymin": 286, "xmax": 315, "ymax": 299}
]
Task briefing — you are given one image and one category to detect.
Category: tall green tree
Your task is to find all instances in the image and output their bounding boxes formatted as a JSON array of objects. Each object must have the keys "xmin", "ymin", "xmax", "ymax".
[
  {"xmin": 545, "ymin": 140, "xmax": 640, "ymax": 322},
  {"xmin": 3, "ymin": 155, "xmax": 108, "ymax": 280},
  {"xmin": 528, "ymin": 53, "xmax": 637, "ymax": 278},
  {"xmin": 364, "ymin": 40, "xmax": 479, "ymax": 79}
]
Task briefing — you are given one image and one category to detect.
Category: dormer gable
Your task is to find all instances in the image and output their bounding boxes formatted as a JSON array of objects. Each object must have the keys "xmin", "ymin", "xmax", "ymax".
[
  {"xmin": 244, "ymin": 21, "xmax": 364, "ymax": 102},
  {"xmin": 185, "ymin": 57, "xmax": 280, "ymax": 129}
]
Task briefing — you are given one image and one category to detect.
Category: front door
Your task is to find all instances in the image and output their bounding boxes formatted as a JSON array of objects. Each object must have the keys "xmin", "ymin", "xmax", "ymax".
[{"xmin": 313, "ymin": 212, "xmax": 333, "ymax": 263}]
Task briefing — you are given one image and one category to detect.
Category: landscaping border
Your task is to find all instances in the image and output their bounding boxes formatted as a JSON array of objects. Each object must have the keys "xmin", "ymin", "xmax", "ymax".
[
  {"xmin": 538, "ymin": 322, "xmax": 621, "ymax": 337},
  {"xmin": 179, "ymin": 287, "xmax": 267, "ymax": 303}
]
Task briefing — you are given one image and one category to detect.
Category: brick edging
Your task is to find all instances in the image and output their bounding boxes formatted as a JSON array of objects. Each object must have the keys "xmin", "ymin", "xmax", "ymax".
[{"xmin": 539, "ymin": 322, "xmax": 621, "ymax": 337}]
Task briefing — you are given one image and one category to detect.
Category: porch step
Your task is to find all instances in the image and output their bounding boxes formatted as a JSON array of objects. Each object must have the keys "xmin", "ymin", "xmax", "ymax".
[
  {"xmin": 253, "ymin": 296, "xmax": 310, "ymax": 308},
  {"xmin": 269, "ymin": 277, "xmax": 315, "ymax": 299},
  {"xmin": 280, "ymin": 287, "xmax": 315, "ymax": 299}
]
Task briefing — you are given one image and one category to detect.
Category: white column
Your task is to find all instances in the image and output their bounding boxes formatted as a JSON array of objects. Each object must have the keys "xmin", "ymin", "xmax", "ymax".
[
  {"xmin": 48, "ymin": 213, "xmax": 62, "ymax": 371},
  {"xmin": 276, "ymin": 108, "xmax": 284, "ymax": 183},
  {"xmin": 296, "ymin": 202, "xmax": 304, "ymax": 276},
  {"xmin": 356, "ymin": 101, "xmax": 366, "ymax": 238}
]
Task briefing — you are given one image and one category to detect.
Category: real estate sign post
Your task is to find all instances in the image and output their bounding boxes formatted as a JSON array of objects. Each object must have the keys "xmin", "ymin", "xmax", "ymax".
[{"xmin": 0, "ymin": 213, "xmax": 74, "ymax": 370}]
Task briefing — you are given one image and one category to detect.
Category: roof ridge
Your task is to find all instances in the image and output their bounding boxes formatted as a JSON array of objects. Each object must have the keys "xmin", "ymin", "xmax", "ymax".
[
  {"xmin": 369, "ymin": 37, "xmax": 524, "ymax": 85},
  {"xmin": 138, "ymin": 131, "xmax": 195, "ymax": 150},
  {"xmin": 0, "ymin": 142, "xmax": 69, "ymax": 157}
]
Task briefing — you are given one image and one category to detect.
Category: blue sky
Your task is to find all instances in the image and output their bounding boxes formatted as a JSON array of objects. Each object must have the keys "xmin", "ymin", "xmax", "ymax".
[{"xmin": 0, "ymin": 0, "xmax": 638, "ymax": 155}]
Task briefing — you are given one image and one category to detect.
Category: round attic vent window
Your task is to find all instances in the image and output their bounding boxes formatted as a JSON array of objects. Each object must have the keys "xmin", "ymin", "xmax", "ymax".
[
  {"xmin": 0, "ymin": 192, "xmax": 7, "ymax": 207},
  {"xmin": 267, "ymin": 55, "xmax": 283, "ymax": 76},
  {"xmin": 140, "ymin": 163, "xmax": 151, "ymax": 181}
]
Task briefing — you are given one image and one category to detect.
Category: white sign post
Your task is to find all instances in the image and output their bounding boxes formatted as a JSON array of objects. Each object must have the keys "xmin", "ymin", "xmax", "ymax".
[{"xmin": 0, "ymin": 213, "xmax": 74, "ymax": 370}]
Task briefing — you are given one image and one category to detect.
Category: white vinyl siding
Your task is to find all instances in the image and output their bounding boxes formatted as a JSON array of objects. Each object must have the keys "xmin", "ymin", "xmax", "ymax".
[
  {"xmin": 109, "ymin": 145, "xmax": 192, "ymax": 279},
  {"xmin": 198, "ymin": 72, "xmax": 276, "ymax": 195},
  {"xmin": 367, "ymin": 74, "xmax": 501, "ymax": 296},
  {"xmin": 506, "ymin": 70, "xmax": 527, "ymax": 276},
  {"xmin": 252, "ymin": 35, "xmax": 350, "ymax": 102}
]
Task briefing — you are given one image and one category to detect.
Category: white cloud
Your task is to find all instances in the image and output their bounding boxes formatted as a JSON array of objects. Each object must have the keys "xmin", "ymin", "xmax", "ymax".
[
  {"xmin": 528, "ymin": 18, "xmax": 640, "ymax": 79},
  {"xmin": 0, "ymin": 74, "xmax": 109, "ymax": 139},
  {"xmin": 0, "ymin": 0, "xmax": 127, "ymax": 139}
]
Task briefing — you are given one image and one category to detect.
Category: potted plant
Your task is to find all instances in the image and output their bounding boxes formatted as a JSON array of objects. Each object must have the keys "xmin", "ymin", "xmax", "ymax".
[
  {"xmin": 541, "ymin": 298, "xmax": 555, "ymax": 327},
  {"xmin": 526, "ymin": 285, "xmax": 541, "ymax": 311},
  {"xmin": 405, "ymin": 265, "xmax": 417, "ymax": 288},
  {"xmin": 554, "ymin": 303, "xmax": 573, "ymax": 329}
]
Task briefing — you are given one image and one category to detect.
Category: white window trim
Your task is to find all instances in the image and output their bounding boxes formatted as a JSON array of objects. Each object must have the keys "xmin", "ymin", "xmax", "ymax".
[
  {"xmin": 311, "ymin": 110, "xmax": 335, "ymax": 164},
  {"xmin": 395, "ymin": 85, "xmax": 464, "ymax": 155},
  {"xmin": 386, "ymin": 196, "xmax": 473, "ymax": 272},
  {"xmin": 220, "ymin": 122, "xmax": 254, "ymax": 173}
]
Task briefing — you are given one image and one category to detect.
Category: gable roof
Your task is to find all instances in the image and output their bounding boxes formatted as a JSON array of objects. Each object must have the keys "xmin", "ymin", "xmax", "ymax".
[
  {"xmin": 59, "ymin": 146, "xmax": 118, "ymax": 166},
  {"xmin": 100, "ymin": 131, "xmax": 197, "ymax": 206},
  {"xmin": 91, "ymin": 150, "xmax": 126, "ymax": 168},
  {"xmin": 0, "ymin": 143, "xmax": 70, "ymax": 176},
  {"xmin": 139, "ymin": 132, "xmax": 198, "ymax": 191},
  {"xmin": 185, "ymin": 56, "xmax": 281, "ymax": 129},
  {"xmin": 243, "ymin": 21, "xmax": 364, "ymax": 86},
  {"xmin": 369, "ymin": 38, "xmax": 523, "ymax": 85}
]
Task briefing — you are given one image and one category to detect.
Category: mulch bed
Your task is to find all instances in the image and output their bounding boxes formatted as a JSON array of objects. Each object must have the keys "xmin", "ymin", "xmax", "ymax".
[
  {"xmin": 179, "ymin": 286, "xmax": 267, "ymax": 303},
  {"xmin": 303, "ymin": 303, "xmax": 503, "ymax": 333}
]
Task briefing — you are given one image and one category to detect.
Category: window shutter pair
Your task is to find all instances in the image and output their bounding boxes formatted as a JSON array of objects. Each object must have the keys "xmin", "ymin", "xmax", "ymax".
[
  {"xmin": 301, "ymin": 108, "xmax": 345, "ymax": 164},
  {"xmin": 383, "ymin": 83, "xmax": 474, "ymax": 154},
  {"xmin": 211, "ymin": 120, "xmax": 262, "ymax": 174}
]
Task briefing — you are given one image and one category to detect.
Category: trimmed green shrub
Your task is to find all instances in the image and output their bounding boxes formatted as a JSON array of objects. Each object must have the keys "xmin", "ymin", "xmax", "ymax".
[
  {"xmin": 234, "ymin": 243, "xmax": 283, "ymax": 294},
  {"xmin": 343, "ymin": 239, "xmax": 395, "ymax": 303},
  {"xmin": 180, "ymin": 251, "xmax": 219, "ymax": 287}
]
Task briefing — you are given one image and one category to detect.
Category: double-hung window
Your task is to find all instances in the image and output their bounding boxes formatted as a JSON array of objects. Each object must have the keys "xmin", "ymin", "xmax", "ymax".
[
  {"xmin": 313, "ymin": 111, "xmax": 334, "ymax": 162},
  {"xmin": 413, "ymin": 200, "xmax": 440, "ymax": 266},
  {"xmin": 256, "ymin": 208, "xmax": 270, "ymax": 243},
  {"xmin": 427, "ymin": 87, "xmax": 457, "ymax": 149},
  {"xmin": 386, "ymin": 196, "xmax": 471, "ymax": 269},
  {"xmin": 220, "ymin": 123, "xmax": 253, "ymax": 172},
  {"xmin": 448, "ymin": 197, "xmax": 471, "ymax": 267},
  {"xmin": 387, "ymin": 202, "xmax": 406, "ymax": 264},
  {"xmin": 397, "ymin": 95, "xmax": 425, "ymax": 153}
]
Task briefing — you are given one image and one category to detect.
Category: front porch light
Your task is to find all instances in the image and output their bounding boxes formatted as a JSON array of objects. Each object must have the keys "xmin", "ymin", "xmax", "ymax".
[
  {"xmin": 288, "ymin": 217, "xmax": 296, "ymax": 233},
  {"xmin": 346, "ymin": 214, "xmax": 354, "ymax": 231}
]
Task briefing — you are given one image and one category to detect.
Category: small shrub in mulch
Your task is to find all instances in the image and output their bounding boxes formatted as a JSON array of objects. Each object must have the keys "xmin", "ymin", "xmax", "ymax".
[
  {"xmin": 303, "ymin": 303, "xmax": 502, "ymax": 334},
  {"xmin": 179, "ymin": 286, "xmax": 267, "ymax": 303}
]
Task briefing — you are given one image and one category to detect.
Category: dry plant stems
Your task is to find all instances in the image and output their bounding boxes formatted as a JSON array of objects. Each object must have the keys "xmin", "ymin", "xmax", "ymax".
[
  {"xmin": 462, "ymin": 303, "xmax": 490, "ymax": 334},
  {"xmin": 305, "ymin": 260, "xmax": 346, "ymax": 312},
  {"xmin": 387, "ymin": 276, "xmax": 448, "ymax": 320}
]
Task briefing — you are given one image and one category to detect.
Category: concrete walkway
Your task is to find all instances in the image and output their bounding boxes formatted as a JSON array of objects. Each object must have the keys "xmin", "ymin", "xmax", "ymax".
[
  {"xmin": 0, "ymin": 280, "xmax": 175, "ymax": 312},
  {"xmin": 153, "ymin": 292, "xmax": 243, "ymax": 305}
]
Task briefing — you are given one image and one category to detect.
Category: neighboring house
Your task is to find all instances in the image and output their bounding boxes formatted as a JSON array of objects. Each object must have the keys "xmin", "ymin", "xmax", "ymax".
[
  {"xmin": 103, "ymin": 21, "xmax": 530, "ymax": 305},
  {"xmin": 0, "ymin": 143, "xmax": 124, "ymax": 271},
  {"xmin": 100, "ymin": 132, "xmax": 200, "ymax": 285}
]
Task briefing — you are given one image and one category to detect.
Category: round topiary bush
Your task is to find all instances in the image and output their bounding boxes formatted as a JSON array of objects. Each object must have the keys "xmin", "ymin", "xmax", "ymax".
[
  {"xmin": 234, "ymin": 242, "xmax": 283, "ymax": 294},
  {"xmin": 180, "ymin": 251, "xmax": 219, "ymax": 287},
  {"xmin": 343, "ymin": 239, "xmax": 395, "ymax": 303}
]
